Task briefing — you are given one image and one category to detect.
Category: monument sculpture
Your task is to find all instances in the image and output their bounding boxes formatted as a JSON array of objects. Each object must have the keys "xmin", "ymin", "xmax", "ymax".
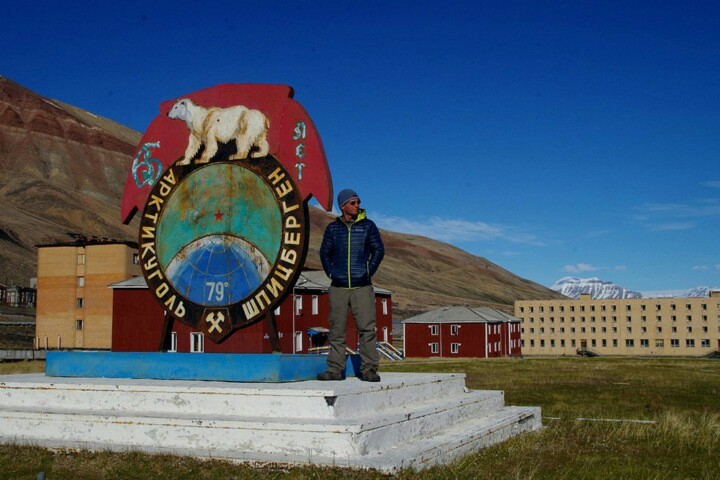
[{"xmin": 122, "ymin": 84, "xmax": 332, "ymax": 345}]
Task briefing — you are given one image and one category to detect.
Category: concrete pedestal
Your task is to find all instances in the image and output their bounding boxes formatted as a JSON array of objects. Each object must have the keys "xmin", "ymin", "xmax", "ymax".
[{"xmin": 0, "ymin": 372, "xmax": 541, "ymax": 472}]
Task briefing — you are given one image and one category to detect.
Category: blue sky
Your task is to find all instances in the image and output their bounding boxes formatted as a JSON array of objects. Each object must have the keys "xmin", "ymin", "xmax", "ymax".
[{"xmin": 2, "ymin": 1, "xmax": 720, "ymax": 291}]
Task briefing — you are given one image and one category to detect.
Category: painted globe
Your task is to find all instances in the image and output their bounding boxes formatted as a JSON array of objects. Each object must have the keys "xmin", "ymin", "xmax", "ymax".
[
  {"xmin": 156, "ymin": 162, "xmax": 281, "ymax": 307},
  {"xmin": 165, "ymin": 234, "xmax": 270, "ymax": 306}
]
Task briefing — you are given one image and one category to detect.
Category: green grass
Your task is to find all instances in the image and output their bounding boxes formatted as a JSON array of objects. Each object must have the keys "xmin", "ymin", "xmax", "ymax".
[{"xmin": 0, "ymin": 357, "xmax": 718, "ymax": 479}]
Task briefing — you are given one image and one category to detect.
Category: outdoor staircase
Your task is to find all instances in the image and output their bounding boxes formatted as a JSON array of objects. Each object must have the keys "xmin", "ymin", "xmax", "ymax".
[
  {"xmin": 702, "ymin": 350, "xmax": 720, "ymax": 359},
  {"xmin": 377, "ymin": 341, "xmax": 404, "ymax": 360},
  {"xmin": 576, "ymin": 348, "xmax": 600, "ymax": 357}
]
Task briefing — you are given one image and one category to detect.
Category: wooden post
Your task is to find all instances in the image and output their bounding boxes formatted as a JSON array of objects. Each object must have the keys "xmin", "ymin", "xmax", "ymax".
[
  {"xmin": 158, "ymin": 312, "xmax": 175, "ymax": 352},
  {"xmin": 265, "ymin": 311, "xmax": 282, "ymax": 353}
]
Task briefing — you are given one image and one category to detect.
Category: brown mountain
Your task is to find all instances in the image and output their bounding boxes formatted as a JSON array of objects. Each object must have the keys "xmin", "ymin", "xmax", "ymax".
[{"xmin": 0, "ymin": 76, "xmax": 562, "ymax": 315}]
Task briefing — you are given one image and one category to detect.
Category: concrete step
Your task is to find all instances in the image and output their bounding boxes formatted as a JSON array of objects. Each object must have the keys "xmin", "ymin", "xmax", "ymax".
[
  {"xmin": 0, "ymin": 372, "xmax": 542, "ymax": 472},
  {"xmin": 0, "ymin": 372, "xmax": 468, "ymax": 420}
]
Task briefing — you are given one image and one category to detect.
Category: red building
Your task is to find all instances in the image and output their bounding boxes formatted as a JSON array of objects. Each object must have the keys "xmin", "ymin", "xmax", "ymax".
[
  {"xmin": 402, "ymin": 306, "xmax": 522, "ymax": 358},
  {"xmin": 110, "ymin": 270, "xmax": 393, "ymax": 354}
]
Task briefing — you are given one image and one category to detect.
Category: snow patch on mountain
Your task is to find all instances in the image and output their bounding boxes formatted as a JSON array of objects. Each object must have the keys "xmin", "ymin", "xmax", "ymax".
[
  {"xmin": 552, "ymin": 277, "xmax": 720, "ymax": 299},
  {"xmin": 550, "ymin": 277, "xmax": 642, "ymax": 299}
]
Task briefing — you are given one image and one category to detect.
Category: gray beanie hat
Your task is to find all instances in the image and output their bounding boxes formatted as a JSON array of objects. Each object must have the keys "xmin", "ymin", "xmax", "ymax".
[{"xmin": 337, "ymin": 189, "xmax": 359, "ymax": 208}]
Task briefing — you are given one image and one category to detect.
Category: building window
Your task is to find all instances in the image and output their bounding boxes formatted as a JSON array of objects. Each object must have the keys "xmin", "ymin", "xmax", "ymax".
[
  {"xmin": 571, "ymin": 339, "xmax": 576, "ymax": 347},
  {"xmin": 591, "ymin": 339, "xmax": 596, "ymax": 348},
  {"xmin": 430, "ymin": 342, "xmax": 439, "ymax": 354},
  {"xmin": 602, "ymin": 339, "xmax": 607, "ymax": 347},
  {"xmin": 77, "ymin": 276, "xmax": 85, "ymax": 287},
  {"xmin": 561, "ymin": 339, "xmax": 565, "ymax": 347},
  {"xmin": 626, "ymin": 339, "xmax": 634, "ymax": 348},
  {"xmin": 76, "ymin": 298, "xmax": 84, "ymax": 308},
  {"xmin": 671, "ymin": 339, "xmax": 679, "ymax": 348},
  {"xmin": 657, "ymin": 326, "xmax": 662, "ymax": 333},
  {"xmin": 671, "ymin": 304, "xmax": 676, "ymax": 311},
  {"xmin": 430, "ymin": 325, "xmax": 439, "ymax": 335},
  {"xmin": 540, "ymin": 339, "xmax": 545, "ymax": 348},
  {"xmin": 382, "ymin": 298, "xmax": 388, "ymax": 315},
  {"xmin": 613, "ymin": 339, "xmax": 618, "ymax": 347},
  {"xmin": 132, "ymin": 253, "xmax": 139, "ymax": 265},
  {"xmin": 311, "ymin": 295, "xmax": 319, "ymax": 315},
  {"xmin": 640, "ymin": 339, "xmax": 649, "ymax": 348},
  {"xmin": 190, "ymin": 332, "xmax": 204, "ymax": 353},
  {"xmin": 626, "ymin": 327, "xmax": 632, "ymax": 333},
  {"xmin": 450, "ymin": 325, "xmax": 460, "ymax": 335},
  {"xmin": 687, "ymin": 326, "xmax": 693, "ymax": 333},
  {"xmin": 612, "ymin": 327, "xmax": 617, "ymax": 333},
  {"xmin": 626, "ymin": 305, "xmax": 632, "ymax": 312},
  {"xmin": 655, "ymin": 339, "xmax": 664, "ymax": 348},
  {"xmin": 294, "ymin": 295, "xmax": 303, "ymax": 315},
  {"xmin": 530, "ymin": 339, "xmax": 535, "ymax": 347},
  {"xmin": 701, "ymin": 339, "xmax": 710, "ymax": 348},
  {"xmin": 686, "ymin": 339, "xmax": 695, "ymax": 348},
  {"xmin": 75, "ymin": 320, "xmax": 83, "ymax": 330},
  {"xmin": 77, "ymin": 253, "xmax": 86, "ymax": 265},
  {"xmin": 672, "ymin": 326, "xmax": 677, "ymax": 333},
  {"xmin": 550, "ymin": 339, "xmax": 555, "ymax": 348},
  {"xmin": 169, "ymin": 332, "xmax": 177, "ymax": 352},
  {"xmin": 450, "ymin": 343, "xmax": 460, "ymax": 354}
]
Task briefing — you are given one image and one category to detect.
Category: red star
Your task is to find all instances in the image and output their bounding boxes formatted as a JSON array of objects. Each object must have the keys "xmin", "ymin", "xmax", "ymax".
[{"xmin": 214, "ymin": 211, "xmax": 224, "ymax": 221}]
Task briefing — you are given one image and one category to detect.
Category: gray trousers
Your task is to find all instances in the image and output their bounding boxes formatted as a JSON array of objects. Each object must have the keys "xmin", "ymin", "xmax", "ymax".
[{"xmin": 326, "ymin": 285, "xmax": 379, "ymax": 375}]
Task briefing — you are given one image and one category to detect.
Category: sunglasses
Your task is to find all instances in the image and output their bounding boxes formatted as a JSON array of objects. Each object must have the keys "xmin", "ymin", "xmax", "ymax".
[{"xmin": 347, "ymin": 200, "xmax": 361, "ymax": 206}]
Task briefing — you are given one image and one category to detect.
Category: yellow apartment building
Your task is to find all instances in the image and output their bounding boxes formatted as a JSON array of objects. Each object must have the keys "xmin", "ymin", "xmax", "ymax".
[
  {"xmin": 515, "ymin": 293, "xmax": 720, "ymax": 356},
  {"xmin": 35, "ymin": 239, "xmax": 140, "ymax": 350}
]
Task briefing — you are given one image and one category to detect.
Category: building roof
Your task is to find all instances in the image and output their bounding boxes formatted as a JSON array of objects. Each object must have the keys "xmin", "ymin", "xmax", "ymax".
[
  {"xmin": 401, "ymin": 306, "xmax": 520, "ymax": 324},
  {"xmin": 109, "ymin": 270, "xmax": 393, "ymax": 295},
  {"xmin": 108, "ymin": 276, "xmax": 148, "ymax": 289},
  {"xmin": 37, "ymin": 235, "xmax": 137, "ymax": 249}
]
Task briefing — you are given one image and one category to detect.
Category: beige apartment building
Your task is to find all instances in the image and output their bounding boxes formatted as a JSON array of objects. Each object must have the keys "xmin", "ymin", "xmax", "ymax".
[
  {"xmin": 515, "ymin": 293, "xmax": 720, "ymax": 356},
  {"xmin": 35, "ymin": 239, "xmax": 139, "ymax": 350}
]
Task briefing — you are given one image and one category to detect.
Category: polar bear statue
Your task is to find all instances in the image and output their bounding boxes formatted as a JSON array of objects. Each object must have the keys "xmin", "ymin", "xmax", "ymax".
[{"xmin": 168, "ymin": 98, "xmax": 270, "ymax": 165}]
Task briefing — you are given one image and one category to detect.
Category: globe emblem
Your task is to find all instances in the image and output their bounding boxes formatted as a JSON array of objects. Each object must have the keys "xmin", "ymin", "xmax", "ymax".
[
  {"xmin": 165, "ymin": 234, "xmax": 270, "ymax": 306},
  {"xmin": 155, "ymin": 161, "xmax": 282, "ymax": 311}
]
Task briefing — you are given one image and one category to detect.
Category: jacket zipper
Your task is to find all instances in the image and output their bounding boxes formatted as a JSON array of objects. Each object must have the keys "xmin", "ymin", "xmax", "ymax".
[{"xmin": 347, "ymin": 222, "xmax": 352, "ymax": 288}]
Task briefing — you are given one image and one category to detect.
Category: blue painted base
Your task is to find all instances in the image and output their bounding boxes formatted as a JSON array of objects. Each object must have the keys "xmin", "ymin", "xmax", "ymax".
[{"xmin": 45, "ymin": 352, "xmax": 362, "ymax": 383}]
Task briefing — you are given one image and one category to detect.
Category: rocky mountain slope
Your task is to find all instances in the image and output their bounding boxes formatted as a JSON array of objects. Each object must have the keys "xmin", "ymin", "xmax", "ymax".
[{"xmin": 0, "ymin": 77, "xmax": 562, "ymax": 317}]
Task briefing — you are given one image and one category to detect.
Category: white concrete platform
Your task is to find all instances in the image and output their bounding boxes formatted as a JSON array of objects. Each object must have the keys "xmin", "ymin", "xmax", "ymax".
[{"xmin": 0, "ymin": 372, "xmax": 541, "ymax": 472}]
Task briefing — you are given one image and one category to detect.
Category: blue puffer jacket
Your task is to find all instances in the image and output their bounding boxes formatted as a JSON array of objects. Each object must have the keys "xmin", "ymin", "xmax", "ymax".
[{"xmin": 320, "ymin": 210, "xmax": 385, "ymax": 288}]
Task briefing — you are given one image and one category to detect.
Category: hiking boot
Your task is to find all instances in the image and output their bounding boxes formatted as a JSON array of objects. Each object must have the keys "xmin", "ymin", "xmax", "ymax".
[
  {"xmin": 360, "ymin": 370, "xmax": 381, "ymax": 382},
  {"xmin": 317, "ymin": 371, "xmax": 344, "ymax": 381}
]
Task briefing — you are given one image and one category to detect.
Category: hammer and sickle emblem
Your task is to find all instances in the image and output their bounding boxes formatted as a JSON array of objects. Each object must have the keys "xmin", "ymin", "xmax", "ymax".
[{"xmin": 205, "ymin": 311, "xmax": 225, "ymax": 333}]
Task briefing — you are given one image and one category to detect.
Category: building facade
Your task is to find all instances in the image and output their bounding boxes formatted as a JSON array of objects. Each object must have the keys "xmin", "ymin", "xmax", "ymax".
[
  {"xmin": 515, "ymin": 293, "xmax": 720, "ymax": 356},
  {"xmin": 110, "ymin": 270, "xmax": 393, "ymax": 355},
  {"xmin": 35, "ymin": 239, "xmax": 140, "ymax": 350},
  {"xmin": 403, "ymin": 306, "xmax": 522, "ymax": 358}
]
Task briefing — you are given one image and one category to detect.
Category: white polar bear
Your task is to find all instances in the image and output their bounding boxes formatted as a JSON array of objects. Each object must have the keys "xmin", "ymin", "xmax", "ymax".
[{"xmin": 168, "ymin": 98, "xmax": 270, "ymax": 165}]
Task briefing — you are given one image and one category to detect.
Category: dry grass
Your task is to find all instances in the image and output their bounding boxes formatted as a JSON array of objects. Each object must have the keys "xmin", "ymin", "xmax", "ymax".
[{"xmin": 0, "ymin": 357, "xmax": 718, "ymax": 479}]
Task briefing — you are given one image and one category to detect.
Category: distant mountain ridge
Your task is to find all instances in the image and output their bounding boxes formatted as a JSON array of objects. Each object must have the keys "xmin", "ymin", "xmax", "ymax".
[
  {"xmin": 551, "ymin": 277, "xmax": 642, "ymax": 299},
  {"xmin": 552, "ymin": 277, "xmax": 718, "ymax": 299},
  {"xmin": 0, "ymin": 76, "xmax": 563, "ymax": 316}
]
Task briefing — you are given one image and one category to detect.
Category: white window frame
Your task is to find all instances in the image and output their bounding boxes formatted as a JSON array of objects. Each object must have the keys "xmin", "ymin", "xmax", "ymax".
[
  {"xmin": 77, "ymin": 276, "xmax": 85, "ymax": 287},
  {"xmin": 190, "ymin": 332, "xmax": 204, "ymax": 353},
  {"xmin": 311, "ymin": 295, "xmax": 318, "ymax": 315},
  {"xmin": 430, "ymin": 325, "xmax": 439, "ymax": 336},
  {"xmin": 450, "ymin": 325, "xmax": 460, "ymax": 335},
  {"xmin": 75, "ymin": 320, "xmax": 83, "ymax": 331},
  {"xmin": 169, "ymin": 332, "xmax": 177, "ymax": 352},
  {"xmin": 430, "ymin": 342, "xmax": 439, "ymax": 354},
  {"xmin": 382, "ymin": 298, "xmax": 388, "ymax": 315},
  {"xmin": 450, "ymin": 342, "xmax": 460, "ymax": 354},
  {"xmin": 294, "ymin": 295, "xmax": 303, "ymax": 315}
]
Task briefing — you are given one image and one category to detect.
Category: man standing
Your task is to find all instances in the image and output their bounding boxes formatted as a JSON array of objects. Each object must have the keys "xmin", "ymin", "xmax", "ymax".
[{"xmin": 317, "ymin": 189, "xmax": 385, "ymax": 382}]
